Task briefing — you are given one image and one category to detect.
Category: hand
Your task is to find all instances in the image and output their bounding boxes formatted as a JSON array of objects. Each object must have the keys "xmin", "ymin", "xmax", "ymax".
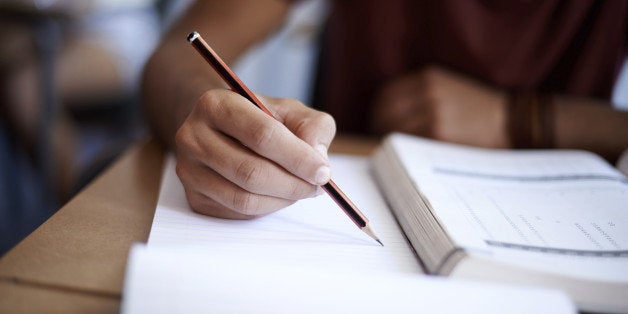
[
  {"xmin": 370, "ymin": 66, "xmax": 509, "ymax": 148},
  {"xmin": 175, "ymin": 89, "xmax": 336, "ymax": 219}
]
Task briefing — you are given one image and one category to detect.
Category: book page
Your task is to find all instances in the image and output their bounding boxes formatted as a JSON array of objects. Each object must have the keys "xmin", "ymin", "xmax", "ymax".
[
  {"xmin": 149, "ymin": 154, "xmax": 421, "ymax": 274},
  {"xmin": 389, "ymin": 134, "xmax": 628, "ymax": 281}
]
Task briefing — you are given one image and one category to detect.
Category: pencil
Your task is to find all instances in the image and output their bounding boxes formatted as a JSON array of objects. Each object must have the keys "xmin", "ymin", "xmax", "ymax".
[{"xmin": 187, "ymin": 31, "xmax": 383, "ymax": 246}]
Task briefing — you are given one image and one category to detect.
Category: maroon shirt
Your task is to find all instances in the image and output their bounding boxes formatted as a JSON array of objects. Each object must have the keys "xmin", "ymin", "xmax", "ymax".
[{"xmin": 315, "ymin": 0, "xmax": 628, "ymax": 134}]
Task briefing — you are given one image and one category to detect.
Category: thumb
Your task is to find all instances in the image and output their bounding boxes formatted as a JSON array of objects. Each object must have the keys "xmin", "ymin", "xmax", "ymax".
[{"xmin": 259, "ymin": 95, "xmax": 336, "ymax": 161}]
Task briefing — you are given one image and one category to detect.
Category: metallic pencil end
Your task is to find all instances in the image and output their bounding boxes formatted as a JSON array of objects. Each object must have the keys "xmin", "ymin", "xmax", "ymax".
[
  {"xmin": 187, "ymin": 31, "xmax": 200, "ymax": 42},
  {"xmin": 376, "ymin": 239, "xmax": 384, "ymax": 246}
]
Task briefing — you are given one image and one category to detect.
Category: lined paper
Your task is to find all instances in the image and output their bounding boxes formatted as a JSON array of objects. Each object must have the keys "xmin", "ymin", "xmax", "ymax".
[
  {"xmin": 148, "ymin": 154, "xmax": 422, "ymax": 273},
  {"xmin": 123, "ymin": 152, "xmax": 575, "ymax": 314}
]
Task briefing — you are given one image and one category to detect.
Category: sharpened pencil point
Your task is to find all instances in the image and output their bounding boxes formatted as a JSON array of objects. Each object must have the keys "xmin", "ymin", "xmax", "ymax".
[{"xmin": 362, "ymin": 223, "xmax": 383, "ymax": 246}]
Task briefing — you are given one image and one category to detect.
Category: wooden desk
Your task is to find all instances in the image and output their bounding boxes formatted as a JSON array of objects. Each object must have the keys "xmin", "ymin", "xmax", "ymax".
[{"xmin": 0, "ymin": 136, "xmax": 378, "ymax": 313}]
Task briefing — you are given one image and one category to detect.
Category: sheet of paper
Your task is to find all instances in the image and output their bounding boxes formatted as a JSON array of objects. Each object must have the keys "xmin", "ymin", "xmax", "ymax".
[
  {"xmin": 148, "ymin": 154, "xmax": 421, "ymax": 273},
  {"xmin": 122, "ymin": 244, "xmax": 575, "ymax": 314},
  {"xmin": 389, "ymin": 134, "xmax": 628, "ymax": 281},
  {"xmin": 124, "ymin": 150, "xmax": 575, "ymax": 314}
]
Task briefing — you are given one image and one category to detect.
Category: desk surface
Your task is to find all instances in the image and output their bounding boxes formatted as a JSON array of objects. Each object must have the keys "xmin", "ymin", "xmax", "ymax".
[{"xmin": 0, "ymin": 136, "xmax": 378, "ymax": 313}]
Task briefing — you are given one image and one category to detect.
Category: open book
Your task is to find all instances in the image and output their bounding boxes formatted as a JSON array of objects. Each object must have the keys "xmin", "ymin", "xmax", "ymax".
[
  {"xmin": 121, "ymin": 133, "xmax": 628, "ymax": 313},
  {"xmin": 372, "ymin": 133, "xmax": 628, "ymax": 313}
]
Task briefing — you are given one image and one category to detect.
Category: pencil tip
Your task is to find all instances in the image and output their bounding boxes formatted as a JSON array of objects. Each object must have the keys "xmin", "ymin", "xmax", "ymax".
[{"xmin": 362, "ymin": 223, "xmax": 384, "ymax": 246}]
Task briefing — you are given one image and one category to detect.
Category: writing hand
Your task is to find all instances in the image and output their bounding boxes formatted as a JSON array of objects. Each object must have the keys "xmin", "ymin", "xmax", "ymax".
[
  {"xmin": 371, "ymin": 66, "xmax": 509, "ymax": 148},
  {"xmin": 175, "ymin": 89, "xmax": 336, "ymax": 219}
]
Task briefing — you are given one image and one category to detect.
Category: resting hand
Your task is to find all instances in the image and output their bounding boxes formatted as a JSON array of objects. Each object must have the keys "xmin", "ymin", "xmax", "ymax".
[
  {"xmin": 371, "ymin": 66, "xmax": 509, "ymax": 148},
  {"xmin": 175, "ymin": 89, "xmax": 336, "ymax": 219}
]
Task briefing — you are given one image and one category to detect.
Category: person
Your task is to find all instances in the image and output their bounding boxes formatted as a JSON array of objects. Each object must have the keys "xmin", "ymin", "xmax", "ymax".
[{"xmin": 142, "ymin": 0, "xmax": 628, "ymax": 220}]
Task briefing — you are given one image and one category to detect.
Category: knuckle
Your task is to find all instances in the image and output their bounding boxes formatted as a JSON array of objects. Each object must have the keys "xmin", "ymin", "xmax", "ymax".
[
  {"xmin": 250, "ymin": 121, "xmax": 277, "ymax": 149},
  {"xmin": 277, "ymin": 97, "xmax": 302, "ymax": 107},
  {"xmin": 316, "ymin": 112, "xmax": 336, "ymax": 134},
  {"xmin": 184, "ymin": 185, "xmax": 260, "ymax": 220},
  {"xmin": 270, "ymin": 97, "xmax": 305, "ymax": 118},
  {"xmin": 198, "ymin": 90, "xmax": 221, "ymax": 107},
  {"xmin": 198, "ymin": 90, "xmax": 225, "ymax": 118},
  {"xmin": 175, "ymin": 161, "xmax": 186, "ymax": 180},
  {"xmin": 274, "ymin": 97, "xmax": 290, "ymax": 107},
  {"xmin": 234, "ymin": 159, "xmax": 265, "ymax": 190},
  {"xmin": 183, "ymin": 188, "xmax": 210, "ymax": 216},
  {"xmin": 174, "ymin": 125, "xmax": 192, "ymax": 149},
  {"xmin": 175, "ymin": 126, "xmax": 203, "ymax": 157},
  {"xmin": 293, "ymin": 111, "xmax": 336, "ymax": 142},
  {"xmin": 230, "ymin": 191, "xmax": 258, "ymax": 215},
  {"xmin": 288, "ymin": 182, "xmax": 312, "ymax": 200},
  {"xmin": 193, "ymin": 193, "xmax": 259, "ymax": 220}
]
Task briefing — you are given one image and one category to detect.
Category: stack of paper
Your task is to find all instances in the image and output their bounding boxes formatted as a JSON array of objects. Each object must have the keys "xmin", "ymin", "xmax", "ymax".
[{"xmin": 121, "ymin": 154, "xmax": 575, "ymax": 313}]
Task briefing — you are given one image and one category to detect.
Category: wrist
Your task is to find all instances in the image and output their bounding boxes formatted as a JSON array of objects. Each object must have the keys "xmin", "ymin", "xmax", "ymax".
[
  {"xmin": 489, "ymin": 91, "xmax": 510, "ymax": 148},
  {"xmin": 507, "ymin": 93, "xmax": 555, "ymax": 149}
]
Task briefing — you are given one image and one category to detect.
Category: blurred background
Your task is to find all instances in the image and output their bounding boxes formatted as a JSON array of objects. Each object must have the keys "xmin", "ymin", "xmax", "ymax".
[
  {"xmin": 0, "ymin": 0, "xmax": 626, "ymax": 255},
  {"xmin": 0, "ymin": 0, "xmax": 166, "ymax": 255}
]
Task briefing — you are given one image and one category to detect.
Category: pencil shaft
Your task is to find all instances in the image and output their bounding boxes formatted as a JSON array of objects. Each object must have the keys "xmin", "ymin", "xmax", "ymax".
[
  {"xmin": 187, "ymin": 31, "xmax": 379, "ymax": 241},
  {"xmin": 321, "ymin": 181, "xmax": 367, "ymax": 228},
  {"xmin": 188, "ymin": 32, "xmax": 273, "ymax": 116}
]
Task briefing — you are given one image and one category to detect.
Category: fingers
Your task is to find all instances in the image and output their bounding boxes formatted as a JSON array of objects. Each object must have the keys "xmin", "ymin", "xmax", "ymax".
[
  {"xmin": 261, "ymin": 95, "xmax": 336, "ymax": 159},
  {"xmin": 177, "ymin": 155, "xmax": 297, "ymax": 217},
  {"xmin": 174, "ymin": 89, "xmax": 334, "ymax": 219},
  {"xmin": 202, "ymin": 91, "xmax": 331, "ymax": 186},
  {"xmin": 178, "ymin": 122, "xmax": 318, "ymax": 200}
]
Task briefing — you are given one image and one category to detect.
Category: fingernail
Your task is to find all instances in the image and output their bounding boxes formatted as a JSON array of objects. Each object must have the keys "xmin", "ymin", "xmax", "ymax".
[
  {"xmin": 314, "ymin": 166, "xmax": 331, "ymax": 185},
  {"xmin": 315, "ymin": 144, "xmax": 328, "ymax": 160}
]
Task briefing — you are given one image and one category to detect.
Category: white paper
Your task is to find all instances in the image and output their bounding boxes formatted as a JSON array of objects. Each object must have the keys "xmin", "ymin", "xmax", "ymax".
[
  {"xmin": 122, "ymin": 244, "xmax": 575, "ymax": 314},
  {"xmin": 122, "ymin": 152, "xmax": 575, "ymax": 314},
  {"xmin": 149, "ymin": 155, "xmax": 421, "ymax": 273}
]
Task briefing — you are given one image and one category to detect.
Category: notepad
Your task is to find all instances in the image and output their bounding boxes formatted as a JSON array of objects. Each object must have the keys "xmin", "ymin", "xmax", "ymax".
[
  {"xmin": 122, "ymin": 154, "xmax": 575, "ymax": 314},
  {"xmin": 148, "ymin": 155, "xmax": 421, "ymax": 273}
]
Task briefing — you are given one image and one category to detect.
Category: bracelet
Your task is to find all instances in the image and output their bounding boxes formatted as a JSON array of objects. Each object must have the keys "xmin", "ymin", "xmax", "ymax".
[
  {"xmin": 507, "ymin": 93, "xmax": 554, "ymax": 148},
  {"xmin": 538, "ymin": 95, "xmax": 555, "ymax": 148}
]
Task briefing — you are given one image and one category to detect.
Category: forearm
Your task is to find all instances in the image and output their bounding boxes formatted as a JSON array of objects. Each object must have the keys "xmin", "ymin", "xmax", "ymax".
[
  {"xmin": 141, "ymin": 0, "xmax": 290, "ymax": 148},
  {"xmin": 142, "ymin": 39, "xmax": 212, "ymax": 148},
  {"xmin": 553, "ymin": 96, "xmax": 628, "ymax": 161}
]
